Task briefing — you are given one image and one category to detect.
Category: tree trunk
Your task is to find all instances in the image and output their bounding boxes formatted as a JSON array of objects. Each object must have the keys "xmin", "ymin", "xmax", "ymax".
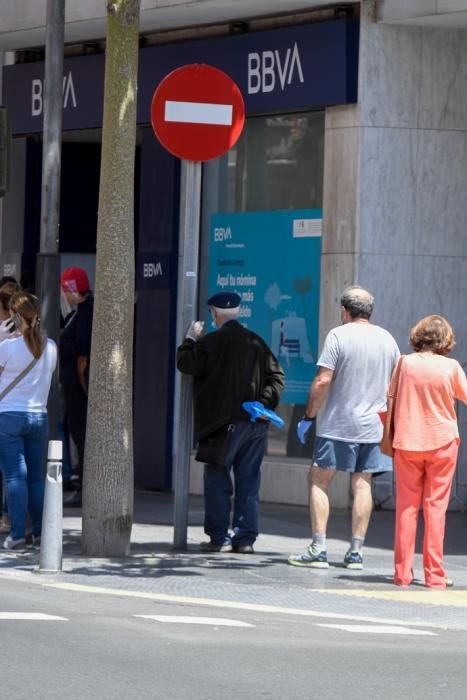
[{"xmin": 81, "ymin": 0, "xmax": 140, "ymax": 556}]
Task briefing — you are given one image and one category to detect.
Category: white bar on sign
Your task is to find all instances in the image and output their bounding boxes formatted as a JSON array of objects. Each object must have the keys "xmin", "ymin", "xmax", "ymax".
[{"xmin": 165, "ymin": 101, "xmax": 233, "ymax": 126}]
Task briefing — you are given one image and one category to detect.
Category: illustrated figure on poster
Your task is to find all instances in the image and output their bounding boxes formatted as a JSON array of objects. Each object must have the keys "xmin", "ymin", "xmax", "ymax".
[
  {"xmin": 278, "ymin": 321, "xmax": 291, "ymax": 367},
  {"xmin": 272, "ymin": 315, "xmax": 314, "ymax": 364},
  {"xmin": 265, "ymin": 282, "xmax": 314, "ymax": 365}
]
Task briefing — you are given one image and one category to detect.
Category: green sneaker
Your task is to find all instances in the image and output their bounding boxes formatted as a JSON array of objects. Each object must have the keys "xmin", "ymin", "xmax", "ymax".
[
  {"xmin": 344, "ymin": 549, "xmax": 363, "ymax": 570},
  {"xmin": 288, "ymin": 546, "xmax": 329, "ymax": 569}
]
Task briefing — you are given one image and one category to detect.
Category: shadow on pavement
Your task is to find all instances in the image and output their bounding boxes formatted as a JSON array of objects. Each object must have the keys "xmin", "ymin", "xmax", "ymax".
[{"xmin": 130, "ymin": 489, "xmax": 467, "ymax": 555}]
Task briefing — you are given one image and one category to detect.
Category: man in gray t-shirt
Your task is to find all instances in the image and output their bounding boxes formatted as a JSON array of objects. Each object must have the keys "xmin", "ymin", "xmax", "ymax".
[{"xmin": 288, "ymin": 285, "xmax": 400, "ymax": 571}]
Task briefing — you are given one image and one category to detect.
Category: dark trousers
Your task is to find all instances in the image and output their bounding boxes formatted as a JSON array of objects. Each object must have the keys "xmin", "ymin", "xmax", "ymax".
[
  {"xmin": 61, "ymin": 371, "xmax": 88, "ymax": 486},
  {"xmin": 203, "ymin": 420, "xmax": 268, "ymax": 546},
  {"xmin": 0, "ymin": 470, "xmax": 4, "ymax": 517}
]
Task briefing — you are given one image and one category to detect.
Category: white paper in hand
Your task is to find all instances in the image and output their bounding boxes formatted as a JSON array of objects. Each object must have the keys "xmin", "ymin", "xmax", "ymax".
[{"xmin": 186, "ymin": 321, "xmax": 205, "ymax": 342}]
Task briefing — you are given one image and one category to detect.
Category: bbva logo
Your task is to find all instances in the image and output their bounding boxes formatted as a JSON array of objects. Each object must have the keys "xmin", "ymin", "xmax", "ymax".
[
  {"xmin": 248, "ymin": 42, "xmax": 304, "ymax": 94},
  {"xmin": 143, "ymin": 262, "xmax": 163, "ymax": 278},
  {"xmin": 214, "ymin": 227, "xmax": 232, "ymax": 242},
  {"xmin": 32, "ymin": 71, "xmax": 77, "ymax": 117}
]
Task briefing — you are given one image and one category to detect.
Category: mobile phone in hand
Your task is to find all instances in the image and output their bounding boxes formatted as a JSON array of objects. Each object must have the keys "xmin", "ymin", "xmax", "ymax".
[
  {"xmin": 4, "ymin": 318, "xmax": 15, "ymax": 333},
  {"xmin": 8, "ymin": 314, "xmax": 21, "ymax": 332}
]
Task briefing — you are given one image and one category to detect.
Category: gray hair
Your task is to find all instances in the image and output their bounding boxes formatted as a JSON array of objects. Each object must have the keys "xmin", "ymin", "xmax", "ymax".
[
  {"xmin": 211, "ymin": 305, "xmax": 240, "ymax": 319},
  {"xmin": 340, "ymin": 285, "xmax": 374, "ymax": 320}
]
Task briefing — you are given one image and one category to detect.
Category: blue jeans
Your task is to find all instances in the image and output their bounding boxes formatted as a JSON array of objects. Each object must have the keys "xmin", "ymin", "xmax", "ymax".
[
  {"xmin": 203, "ymin": 420, "xmax": 268, "ymax": 546},
  {"xmin": 0, "ymin": 412, "xmax": 48, "ymax": 540}
]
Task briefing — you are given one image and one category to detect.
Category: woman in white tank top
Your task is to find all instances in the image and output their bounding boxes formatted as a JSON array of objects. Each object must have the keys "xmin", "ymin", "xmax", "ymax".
[{"xmin": 0, "ymin": 292, "xmax": 57, "ymax": 550}]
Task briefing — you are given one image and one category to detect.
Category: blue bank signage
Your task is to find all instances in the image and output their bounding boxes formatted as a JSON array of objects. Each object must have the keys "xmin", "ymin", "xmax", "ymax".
[
  {"xmin": 207, "ymin": 210, "xmax": 322, "ymax": 404},
  {"xmin": 3, "ymin": 18, "xmax": 358, "ymax": 135}
]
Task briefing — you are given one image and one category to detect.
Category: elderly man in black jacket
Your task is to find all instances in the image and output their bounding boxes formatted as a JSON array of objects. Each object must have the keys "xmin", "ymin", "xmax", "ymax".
[{"xmin": 177, "ymin": 292, "xmax": 285, "ymax": 554}]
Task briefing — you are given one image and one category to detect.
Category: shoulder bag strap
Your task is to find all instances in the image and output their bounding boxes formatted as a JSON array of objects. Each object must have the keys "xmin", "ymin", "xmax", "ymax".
[
  {"xmin": 0, "ymin": 357, "xmax": 39, "ymax": 401},
  {"xmin": 388, "ymin": 355, "xmax": 404, "ymax": 399}
]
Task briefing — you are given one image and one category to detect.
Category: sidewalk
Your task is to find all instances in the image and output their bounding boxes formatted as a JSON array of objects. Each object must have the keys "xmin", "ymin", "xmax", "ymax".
[{"xmin": 1, "ymin": 489, "xmax": 467, "ymax": 629}]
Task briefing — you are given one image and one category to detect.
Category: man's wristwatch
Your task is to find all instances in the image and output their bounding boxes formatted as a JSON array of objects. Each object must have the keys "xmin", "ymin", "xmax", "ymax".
[{"xmin": 301, "ymin": 414, "xmax": 314, "ymax": 421}]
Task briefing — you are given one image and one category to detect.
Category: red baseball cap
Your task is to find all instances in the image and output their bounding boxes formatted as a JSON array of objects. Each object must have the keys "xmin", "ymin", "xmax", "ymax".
[{"xmin": 61, "ymin": 267, "xmax": 91, "ymax": 294}]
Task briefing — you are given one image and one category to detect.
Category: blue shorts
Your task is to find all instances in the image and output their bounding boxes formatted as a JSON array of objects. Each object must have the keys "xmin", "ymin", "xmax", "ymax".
[{"xmin": 313, "ymin": 437, "xmax": 392, "ymax": 476}]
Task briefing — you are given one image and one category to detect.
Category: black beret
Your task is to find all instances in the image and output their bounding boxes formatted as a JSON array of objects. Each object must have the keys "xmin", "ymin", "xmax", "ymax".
[{"xmin": 207, "ymin": 292, "xmax": 241, "ymax": 309}]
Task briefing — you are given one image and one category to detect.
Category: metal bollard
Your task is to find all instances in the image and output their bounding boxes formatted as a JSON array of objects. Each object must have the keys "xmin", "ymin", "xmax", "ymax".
[{"xmin": 38, "ymin": 440, "xmax": 63, "ymax": 573}]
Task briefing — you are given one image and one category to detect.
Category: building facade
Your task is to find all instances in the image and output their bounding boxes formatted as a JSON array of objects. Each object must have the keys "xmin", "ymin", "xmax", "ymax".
[{"xmin": 1, "ymin": 0, "xmax": 467, "ymax": 509}]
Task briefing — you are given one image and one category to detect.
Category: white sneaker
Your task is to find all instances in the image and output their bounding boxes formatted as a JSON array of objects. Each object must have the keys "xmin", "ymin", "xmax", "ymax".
[
  {"xmin": 288, "ymin": 546, "xmax": 329, "ymax": 568},
  {"xmin": 3, "ymin": 535, "xmax": 26, "ymax": 550}
]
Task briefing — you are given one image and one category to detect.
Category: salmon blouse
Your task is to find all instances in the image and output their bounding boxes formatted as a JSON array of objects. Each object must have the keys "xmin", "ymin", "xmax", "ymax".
[{"xmin": 392, "ymin": 352, "xmax": 467, "ymax": 451}]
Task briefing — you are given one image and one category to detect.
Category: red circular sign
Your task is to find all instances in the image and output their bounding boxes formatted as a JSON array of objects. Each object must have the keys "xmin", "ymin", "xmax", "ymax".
[{"xmin": 150, "ymin": 64, "xmax": 245, "ymax": 162}]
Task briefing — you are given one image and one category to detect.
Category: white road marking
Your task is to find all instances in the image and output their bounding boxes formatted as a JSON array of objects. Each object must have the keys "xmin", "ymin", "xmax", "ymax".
[
  {"xmin": 316, "ymin": 623, "xmax": 437, "ymax": 636},
  {"xmin": 164, "ymin": 100, "xmax": 233, "ymax": 125},
  {"xmin": 0, "ymin": 613, "xmax": 68, "ymax": 621},
  {"xmin": 1, "ymin": 575, "xmax": 460, "ymax": 631},
  {"xmin": 41, "ymin": 582, "xmax": 451, "ymax": 629},
  {"xmin": 134, "ymin": 615, "xmax": 253, "ymax": 627}
]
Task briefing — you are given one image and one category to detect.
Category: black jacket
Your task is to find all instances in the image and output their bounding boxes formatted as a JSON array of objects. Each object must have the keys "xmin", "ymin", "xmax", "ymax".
[
  {"xmin": 60, "ymin": 295, "xmax": 94, "ymax": 378},
  {"xmin": 176, "ymin": 320, "xmax": 285, "ymax": 440}
]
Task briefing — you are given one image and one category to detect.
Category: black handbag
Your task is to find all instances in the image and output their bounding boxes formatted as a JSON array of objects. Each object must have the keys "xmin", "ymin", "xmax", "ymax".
[{"xmin": 195, "ymin": 423, "xmax": 235, "ymax": 468}]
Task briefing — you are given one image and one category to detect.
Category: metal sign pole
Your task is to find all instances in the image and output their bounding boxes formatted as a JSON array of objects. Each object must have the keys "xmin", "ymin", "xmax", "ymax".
[
  {"xmin": 173, "ymin": 159, "xmax": 202, "ymax": 550},
  {"xmin": 37, "ymin": 0, "xmax": 65, "ymax": 440},
  {"xmin": 149, "ymin": 63, "xmax": 245, "ymax": 549}
]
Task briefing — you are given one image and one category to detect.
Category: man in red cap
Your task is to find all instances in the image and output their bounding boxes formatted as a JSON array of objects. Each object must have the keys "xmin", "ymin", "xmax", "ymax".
[{"xmin": 60, "ymin": 267, "xmax": 94, "ymax": 506}]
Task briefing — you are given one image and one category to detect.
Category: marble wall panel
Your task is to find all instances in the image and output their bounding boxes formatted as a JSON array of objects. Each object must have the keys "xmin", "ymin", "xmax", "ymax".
[
  {"xmin": 419, "ymin": 27, "xmax": 467, "ymax": 130},
  {"xmin": 358, "ymin": 250, "xmax": 467, "ymax": 500},
  {"xmin": 318, "ymin": 253, "xmax": 357, "ymax": 344},
  {"xmin": 322, "ymin": 126, "xmax": 359, "ymax": 255},
  {"xmin": 360, "ymin": 3, "xmax": 422, "ymax": 129},
  {"xmin": 359, "ymin": 127, "xmax": 418, "ymax": 255},
  {"xmin": 411, "ymin": 254, "xmax": 467, "ymax": 361},
  {"xmin": 376, "ymin": 1, "xmax": 437, "ymax": 22},
  {"xmin": 409, "ymin": 254, "xmax": 467, "ymax": 492},
  {"xmin": 338, "ymin": 6, "xmax": 467, "ymax": 507},
  {"xmin": 357, "ymin": 253, "xmax": 415, "ymax": 351},
  {"xmin": 325, "ymin": 104, "xmax": 361, "ymax": 131},
  {"xmin": 437, "ymin": 1, "xmax": 467, "ymax": 12},
  {"xmin": 415, "ymin": 129, "xmax": 467, "ymax": 256}
]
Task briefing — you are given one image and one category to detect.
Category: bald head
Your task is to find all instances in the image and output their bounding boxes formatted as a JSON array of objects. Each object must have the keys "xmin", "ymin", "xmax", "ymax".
[{"xmin": 340, "ymin": 285, "xmax": 374, "ymax": 320}]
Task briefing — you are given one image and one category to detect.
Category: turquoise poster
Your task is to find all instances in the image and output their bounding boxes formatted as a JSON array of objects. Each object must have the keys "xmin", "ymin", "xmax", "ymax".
[{"xmin": 208, "ymin": 209, "xmax": 321, "ymax": 404}]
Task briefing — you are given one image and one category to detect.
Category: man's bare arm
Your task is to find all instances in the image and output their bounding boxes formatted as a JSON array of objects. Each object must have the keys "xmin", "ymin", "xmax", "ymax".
[{"xmin": 304, "ymin": 367, "xmax": 334, "ymax": 418}]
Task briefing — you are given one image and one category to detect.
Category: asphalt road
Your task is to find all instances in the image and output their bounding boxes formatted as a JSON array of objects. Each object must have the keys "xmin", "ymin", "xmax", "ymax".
[{"xmin": 1, "ymin": 577, "xmax": 466, "ymax": 700}]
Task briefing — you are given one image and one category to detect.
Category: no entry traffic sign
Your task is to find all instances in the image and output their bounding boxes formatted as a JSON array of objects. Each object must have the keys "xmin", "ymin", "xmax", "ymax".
[{"xmin": 150, "ymin": 64, "xmax": 245, "ymax": 162}]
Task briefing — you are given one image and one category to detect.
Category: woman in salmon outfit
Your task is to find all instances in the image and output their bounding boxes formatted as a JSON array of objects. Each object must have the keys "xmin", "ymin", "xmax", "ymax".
[{"xmin": 392, "ymin": 315, "xmax": 467, "ymax": 588}]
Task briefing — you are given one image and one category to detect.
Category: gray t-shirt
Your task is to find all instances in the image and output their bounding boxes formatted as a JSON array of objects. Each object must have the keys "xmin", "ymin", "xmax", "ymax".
[{"xmin": 317, "ymin": 322, "xmax": 400, "ymax": 443}]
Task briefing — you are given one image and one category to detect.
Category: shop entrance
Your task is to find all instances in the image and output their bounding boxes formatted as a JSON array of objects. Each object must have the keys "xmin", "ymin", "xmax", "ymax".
[{"xmin": 18, "ymin": 127, "xmax": 178, "ymax": 490}]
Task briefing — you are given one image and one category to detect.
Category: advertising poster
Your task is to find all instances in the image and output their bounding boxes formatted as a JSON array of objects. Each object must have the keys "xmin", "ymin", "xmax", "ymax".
[{"xmin": 208, "ymin": 209, "xmax": 321, "ymax": 404}]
